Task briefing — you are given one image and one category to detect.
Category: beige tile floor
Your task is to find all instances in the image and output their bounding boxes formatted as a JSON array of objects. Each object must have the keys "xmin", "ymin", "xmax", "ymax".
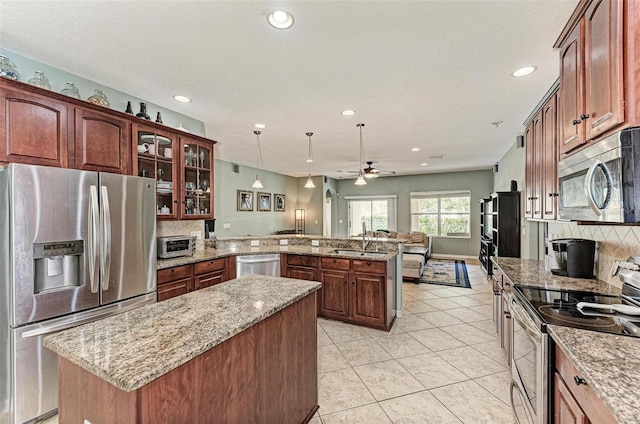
[
  {"xmin": 42, "ymin": 263, "xmax": 514, "ymax": 424},
  {"xmin": 311, "ymin": 263, "xmax": 515, "ymax": 424}
]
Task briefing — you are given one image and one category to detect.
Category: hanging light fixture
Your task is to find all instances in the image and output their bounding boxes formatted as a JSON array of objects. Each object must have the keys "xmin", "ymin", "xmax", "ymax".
[
  {"xmin": 354, "ymin": 123, "xmax": 367, "ymax": 186},
  {"xmin": 252, "ymin": 130, "xmax": 263, "ymax": 189},
  {"xmin": 304, "ymin": 132, "xmax": 316, "ymax": 188}
]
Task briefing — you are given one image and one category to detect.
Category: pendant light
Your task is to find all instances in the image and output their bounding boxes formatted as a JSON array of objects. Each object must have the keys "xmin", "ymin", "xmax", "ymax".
[
  {"xmin": 304, "ymin": 132, "xmax": 316, "ymax": 189},
  {"xmin": 354, "ymin": 123, "xmax": 367, "ymax": 186},
  {"xmin": 252, "ymin": 130, "xmax": 263, "ymax": 189}
]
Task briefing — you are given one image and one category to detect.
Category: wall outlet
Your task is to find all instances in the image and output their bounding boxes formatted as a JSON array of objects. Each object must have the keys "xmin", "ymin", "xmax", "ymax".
[
  {"xmin": 251, "ymin": 240, "xmax": 260, "ymax": 246},
  {"xmin": 280, "ymin": 239, "xmax": 288, "ymax": 245},
  {"xmin": 190, "ymin": 231, "xmax": 201, "ymax": 239},
  {"xmin": 223, "ymin": 223, "xmax": 231, "ymax": 229},
  {"xmin": 311, "ymin": 240, "xmax": 319, "ymax": 246}
]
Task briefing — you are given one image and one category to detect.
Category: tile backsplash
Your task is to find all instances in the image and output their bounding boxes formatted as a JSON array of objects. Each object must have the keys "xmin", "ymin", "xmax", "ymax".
[
  {"xmin": 157, "ymin": 220, "xmax": 204, "ymax": 238},
  {"xmin": 548, "ymin": 222, "xmax": 640, "ymax": 288}
]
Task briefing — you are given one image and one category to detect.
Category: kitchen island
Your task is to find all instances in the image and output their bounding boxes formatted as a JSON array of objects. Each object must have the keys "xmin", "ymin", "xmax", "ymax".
[{"xmin": 43, "ymin": 275, "xmax": 321, "ymax": 424}]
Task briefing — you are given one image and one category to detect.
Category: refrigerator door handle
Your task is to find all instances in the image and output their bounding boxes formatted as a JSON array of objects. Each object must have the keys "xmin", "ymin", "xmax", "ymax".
[
  {"xmin": 101, "ymin": 185, "xmax": 112, "ymax": 290},
  {"xmin": 88, "ymin": 185, "xmax": 100, "ymax": 293}
]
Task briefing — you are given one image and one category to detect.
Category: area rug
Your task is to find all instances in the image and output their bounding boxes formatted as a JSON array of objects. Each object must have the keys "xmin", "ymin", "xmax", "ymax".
[{"xmin": 419, "ymin": 259, "xmax": 471, "ymax": 288}]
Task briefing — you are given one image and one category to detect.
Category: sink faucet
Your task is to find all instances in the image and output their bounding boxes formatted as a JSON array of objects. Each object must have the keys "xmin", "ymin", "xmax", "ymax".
[{"xmin": 362, "ymin": 222, "xmax": 367, "ymax": 252}]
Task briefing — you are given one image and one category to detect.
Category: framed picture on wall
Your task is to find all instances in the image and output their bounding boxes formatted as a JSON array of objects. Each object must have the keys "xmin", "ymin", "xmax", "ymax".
[
  {"xmin": 237, "ymin": 190, "xmax": 253, "ymax": 211},
  {"xmin": 258, "ymin": 192, "xmax": 271, "ymax": 211},
  {"xmin": 274, "ymin": 194, "xmax": 286, "ymax": 212}
]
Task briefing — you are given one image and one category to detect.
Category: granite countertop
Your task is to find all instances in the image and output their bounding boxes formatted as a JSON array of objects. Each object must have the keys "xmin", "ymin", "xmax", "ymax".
[
  {"xmin": 158, "ymin": 245, "xmax": 398, "ymax": 270},
  {"xmin": 43, "ymin": 275, "xmax": 321, "ymax": 392},
  {"xmin": 491, "ymin": 257, "xmax": 620, "ymax": 295},
  {"xmin": 548, "ymin": 325, "xmax": 640, "ymax": 424}
]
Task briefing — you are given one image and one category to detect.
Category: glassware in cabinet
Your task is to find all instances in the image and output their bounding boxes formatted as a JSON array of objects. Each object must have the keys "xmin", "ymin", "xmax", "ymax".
[
  {"xmin": 180, "ymin": 138, "xmax": 213, "ymax": 219},
  {"xmin": 135, "ymin": 127, "xmax": 177, "ymax": 219}
]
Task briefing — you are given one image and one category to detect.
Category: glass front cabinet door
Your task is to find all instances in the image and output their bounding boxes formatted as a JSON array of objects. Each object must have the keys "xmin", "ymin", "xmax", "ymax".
[
  {"xmin": 180, "ymin": 137, "xmax": 214, "ymax": 219},
  {"xmin": 134, "ymin": 126, "xmax": 178, "ymax": 219}
]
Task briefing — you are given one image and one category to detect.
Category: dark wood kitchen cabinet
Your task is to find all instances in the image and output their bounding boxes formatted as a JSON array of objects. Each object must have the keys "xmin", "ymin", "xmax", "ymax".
[
  {"xmin": 0, "ymin": 84, "xmax": 69, "ymax": 167},
  {"xmin": 542, "ymin": 93, "xmax": 559, "ymax": 219},
  {"xmin": 74, "ymin": 107, "xmax": 130, "ymax": 174},
  {"xmin": 179, "ymin": 136, "xmax": 214, "ymax": 219},
  {"xmin": 157, "ymin": 257, "xmax": 236, "ymax": 302},
  {"xmin": 555, "ymin": 0, "xmax": 639, "ymax": 158},
  {"xmin": 320, "ymin": 257, "xmax": 390, "ymax": 330},
  {"xmin": 523, "ymin": 120, "xmax": 535, "ymax": 218},
  {"xmin": 553, "ymin": 345, "xmax": 616, "ymax": 424},
  {"xmin": 282, "ymin": 254, "xmax": 319, "ymax": 281}
]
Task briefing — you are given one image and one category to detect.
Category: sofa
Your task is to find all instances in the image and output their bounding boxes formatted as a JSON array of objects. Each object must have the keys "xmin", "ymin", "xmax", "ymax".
[{"xmin": 369, "ymin": 231, "xmax": 432, "ymax": 281}]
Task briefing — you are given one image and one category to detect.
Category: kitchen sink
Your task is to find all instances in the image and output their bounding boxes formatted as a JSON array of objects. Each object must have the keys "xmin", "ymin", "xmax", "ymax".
[{"xmin": 332, "ymin": 249, "xmax": 387, "ymax": 258}]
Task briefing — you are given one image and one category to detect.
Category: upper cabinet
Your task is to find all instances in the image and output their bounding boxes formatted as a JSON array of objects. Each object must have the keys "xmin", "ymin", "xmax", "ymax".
[
  {"xmin": 179, "ymin": 136, "xmax": 214, "ymax": 219},
  {"xmin": 0, "ymin": 85, "xmax": 69, "ymax": 167},
  {"xmin": 0, "ymin": 78, "xmax": 217, "ymax": 221},
  {"xmin": 133, "ymin": 126, "xmax": 179, "ymax": 219},
  {"xmin": 74, "ymin": 107, "xmax": 130, "ymax": 174},
  {"xmin": 556, "ymin": 0, "xmax": 628, "ymax": 157}
]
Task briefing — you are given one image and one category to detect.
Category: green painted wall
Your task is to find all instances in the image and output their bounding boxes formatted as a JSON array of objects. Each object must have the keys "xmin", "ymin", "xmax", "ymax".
[
  {"xmin": 335, "ymin": 170, "xmax": 494, "ymax": 256},
  {"xmin": 0, "ymin": 49, "xmax": 204, "ymax": 135}
]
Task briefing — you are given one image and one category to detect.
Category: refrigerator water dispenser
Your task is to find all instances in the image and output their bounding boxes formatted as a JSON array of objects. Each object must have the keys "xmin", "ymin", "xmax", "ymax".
[{"xmin": 33, "ymin": 240, "xmax": 83, "ymax": 293}]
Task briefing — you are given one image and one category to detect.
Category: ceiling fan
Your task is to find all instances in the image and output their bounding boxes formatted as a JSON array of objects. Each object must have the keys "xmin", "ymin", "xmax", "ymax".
[{"xmin": 348, "ymin": 161, "xmax": 396, "ymax": 179}]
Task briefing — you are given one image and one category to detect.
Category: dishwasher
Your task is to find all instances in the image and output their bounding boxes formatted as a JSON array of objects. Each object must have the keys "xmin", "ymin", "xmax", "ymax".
[{"xmin": 236, "ymin": 254, "xmax": 281, "ymax": 277}]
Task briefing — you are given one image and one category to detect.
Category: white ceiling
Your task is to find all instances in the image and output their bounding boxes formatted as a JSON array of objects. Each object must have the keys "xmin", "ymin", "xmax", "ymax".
[{"xmin": 0, "ymin": 0, "xmax": 578, "ymax": 179}]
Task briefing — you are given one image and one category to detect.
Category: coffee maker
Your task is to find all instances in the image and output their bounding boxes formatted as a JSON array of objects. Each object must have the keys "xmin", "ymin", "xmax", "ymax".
[{"xmin": 550, "ymin": 239, "xmax": 596, "ymax": 278}]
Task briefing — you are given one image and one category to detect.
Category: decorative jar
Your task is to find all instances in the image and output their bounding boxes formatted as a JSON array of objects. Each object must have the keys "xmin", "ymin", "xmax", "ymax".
[
  {"xmin": 28, "ymin": 70, "xmax": 51, "ymax": 89},
  {"xmin": 88, "ymin": 89, "xmax": 110, "ymax": 107},
  {"xmin": 0, "ymin": 55, "xmax": 20, "ymax": 81},
  {"xmin": 61, "ymin": 82, "xmax": 81, "ymax": 99}
]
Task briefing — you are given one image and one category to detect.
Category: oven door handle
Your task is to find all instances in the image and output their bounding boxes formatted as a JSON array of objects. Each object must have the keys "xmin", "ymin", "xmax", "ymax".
[
  {"xmin": 510, "ymin": 381, "xmax": 523, "ymax": 424},
  {"xmin": 510, "ymin": 297, "xmax": 542, "ymax": 343}
]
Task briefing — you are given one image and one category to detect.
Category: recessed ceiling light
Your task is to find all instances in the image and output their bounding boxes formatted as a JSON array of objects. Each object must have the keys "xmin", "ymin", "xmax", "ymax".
[
  {"xmin": 173, "ymin": 95, "xmax": 191, "ymax": 103},
  {"xmin": 429, "ymin": 155, "xmax": 446, "ymax": 159},
  {"xmin": 341, "ymin": 110, "xmax": 355, "ymax": 116},
  {"xmin": 254, "ymin": 124, "xmax": 266, "ymax": 129},
  {"xmin": 420, "ymin": 163, "xmax": 428, "ymax": 166},
  {"xmin": 267, "ymin": 10, "xmax": 294, "ymax": 30},
  {"xmin": 411, "ymin": 147, "xmax": 421, "ymax": 152},
  {"xmin": 511, "ymin": 66, "xmax": 537, "ymax": 78}
]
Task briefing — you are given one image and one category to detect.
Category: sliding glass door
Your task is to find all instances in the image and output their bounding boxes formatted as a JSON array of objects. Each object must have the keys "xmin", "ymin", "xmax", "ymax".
[{"xmin": 346, "ymin": 196, "xmax": 397, "ymax": 236}]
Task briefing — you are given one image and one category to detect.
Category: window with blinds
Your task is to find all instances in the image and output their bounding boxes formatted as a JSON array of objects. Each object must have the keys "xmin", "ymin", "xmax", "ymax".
[{"xmin": 410, "ymin": 191, "xmax": 471, "ymax": 238}]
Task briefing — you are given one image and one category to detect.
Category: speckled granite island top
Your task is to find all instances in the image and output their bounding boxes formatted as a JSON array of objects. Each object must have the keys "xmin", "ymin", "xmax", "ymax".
[
  {"xmin": 43, "ymin": 275, "xmax": 321, "ymax": 392},
  {"xmin": 491, "ymin": 257, "xmax": 620, "ymax": 295},
  {"xmin": 548, "ymin": 325, "xmax": 640, "ymax": 424},
  {"xmin": 158, "ymin": 245, "xmax": 398, "ymax": 269}
]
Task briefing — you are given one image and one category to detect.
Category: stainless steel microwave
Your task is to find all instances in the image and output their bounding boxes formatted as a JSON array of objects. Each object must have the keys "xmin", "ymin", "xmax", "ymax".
[{"xmin": 558, "ymin": 128, "xmax": 640, "ymax": 223}]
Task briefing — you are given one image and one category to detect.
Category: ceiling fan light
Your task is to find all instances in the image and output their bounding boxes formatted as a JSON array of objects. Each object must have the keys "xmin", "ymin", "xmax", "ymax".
[
  {"xmin": 364, "ymin": 172, "xmax": 377, "ymax": 179},
  {"xmin": 355, "ymin": 174, "xmax": 367, "ymax": 186},
  {"xmin": 304, "ymin": 176, "xmax": 315, "ymax": 188}
]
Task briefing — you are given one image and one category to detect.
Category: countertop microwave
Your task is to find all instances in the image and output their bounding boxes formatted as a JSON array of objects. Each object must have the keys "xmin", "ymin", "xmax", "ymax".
[
  {"xmin": 157, "ymin": 235, "xmax": 196, "ymax": 259},
  {"xmin": 558, "ymin": 128, "xmax": 640, "ymax": 223}
]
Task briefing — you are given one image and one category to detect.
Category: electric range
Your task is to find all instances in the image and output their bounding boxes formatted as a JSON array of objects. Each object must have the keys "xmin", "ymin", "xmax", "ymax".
[{"xmin": 512, "ymin": 283, "xmax": 640, "ymax": 337}]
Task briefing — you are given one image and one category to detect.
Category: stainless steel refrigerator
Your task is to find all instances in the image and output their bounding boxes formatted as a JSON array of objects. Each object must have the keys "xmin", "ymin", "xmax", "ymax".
[{"xmin": 0, "ymin": 164, "xmax": 157, "ymax": 424}]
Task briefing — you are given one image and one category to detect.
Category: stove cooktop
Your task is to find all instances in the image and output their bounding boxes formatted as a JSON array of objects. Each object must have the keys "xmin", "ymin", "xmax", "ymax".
[{"xmin": 514, "ymin": 286, "xmax": 640, "ymax": 338}]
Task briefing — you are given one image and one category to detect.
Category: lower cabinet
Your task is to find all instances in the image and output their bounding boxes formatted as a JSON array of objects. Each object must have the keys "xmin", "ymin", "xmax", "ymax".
[
  {"xmin": 283, "ymin": 254, "xmax": 393, "ymax": 330},
  {"xmin": 157, "ymin": 257, "xmax": 236, "ymax": 302},
  {"xmin": 492, "ymin": 264, "xmax": 512, "ymax": 367},
  {"xmin": 553, "ymin": 345, "xmax": 616, "ymax": 424}
]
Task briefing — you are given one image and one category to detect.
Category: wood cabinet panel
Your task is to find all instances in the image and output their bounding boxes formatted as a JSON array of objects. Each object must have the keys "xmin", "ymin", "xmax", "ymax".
[
  {"xmin": 584, "ymin": 0, "xmax": 623, "ymax": 140},
  {"xmin": 193, "ymin": 258, "xmax": 226, "ymax": 275},
  {"xmin": 542, "ymin": 94, "xmax": 559, "ymax": 219},
  {"xmin": 157, "ymin": 265, "xmax": 193, "ymax": 285},
  {"xmin": 287, "ymin": 254, "xmax": 319, "ymax": 268},
  {"xmin": 351, "ymin": 273, "xmax": 385, "ymax": 326},
  {"xmin": 320, "ymin": 257, "xmax": 350, "ymax": 271},
  {"xmin": 524, "ymin": 122, "xmax": 534, "ymax": 218},
  {"xmin": 74, "ymin": 107, "xmax": 130, "ymax": 174},
  {"xmin": 157, "ymin": 278, "xmax": 193, "ymax": 302},
  {"xmin": 288, "ymin": 267, "xmax": 317, "ymax": 281},
  {"xmin": 559, "ymin": 22, "xmax": 585, "ymax": 155},
  {"xmin": 195, "ymin": 270, "xmax": 225, "ymax": 290},
  {"xmin": 532, "ymin": 112, "xmax": 543, "ymax": 219},
  {"xmin": 555, "ymin": 345, "xmax": 617, "ymax": 424},
  {"xmin": 554, "ymin": 372, "xmax": 589, "ymax": 424},
  {"xmin": 179, "ymin": 136, "xmax": 214, "ymax": 220},
  {"xmin": 0, "ymin": 87, "xmax": 69, "ymax": 167},
  {"xmin": 352, "ymin": 259, "xmax": 386, "ymax": 274},
  {"xmin": 319, "ymin": 269, "xmax": 350, "ymax": 319}
]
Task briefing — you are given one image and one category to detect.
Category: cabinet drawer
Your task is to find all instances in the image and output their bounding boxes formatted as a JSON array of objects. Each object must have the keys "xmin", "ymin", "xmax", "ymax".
[
  {"xmin": 194, "ymin": 258, "xmax": 226, "ymax": 275},
  {"xmin": 321, "ymin": 257, "xmax": 350, "ymax": 271},
  {"xmin": 157, "ymin": 265, "xmax": 192, "ymax": 284},
  {"xmin": 352, "ymin": 259, "xmax": 386, "ymax": 274},
  {"xmin": 286, "ymin": 254, "xmax": 318, "ymax": 267},
  {"xmin": 555, "ymin": 345, "xmax": 616, "ymax": 424}
]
